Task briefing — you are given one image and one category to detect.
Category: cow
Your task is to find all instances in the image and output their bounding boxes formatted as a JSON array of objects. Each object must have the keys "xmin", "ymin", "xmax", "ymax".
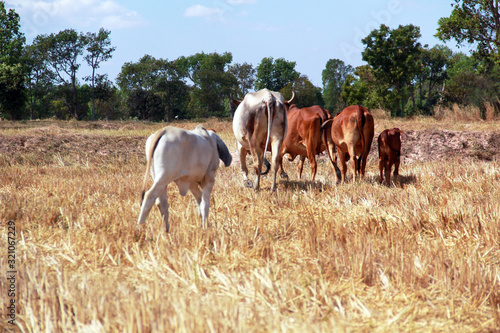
[
  {"xmin": 278, "ymin": 105, "xmax": 333, "ymax": 181},
  {"xmin": 378, "ymin": 128, "xmax": 407, "ymax": 186},
  {"xmin": 137, "ymin": 125, "xmax": 232, "ymax": 232},
  {"xmin": 232, "ymin": 88, "xmax": 294, "ymax": 191},
  {"xmin": 321, "ymin": 105, "xmax": 375, "ymax": 184}
]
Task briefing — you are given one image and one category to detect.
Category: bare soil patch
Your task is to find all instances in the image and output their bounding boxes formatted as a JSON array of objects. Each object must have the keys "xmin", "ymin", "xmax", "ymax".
[
  {"xmin": 1, "ymin": 125, "xmax": 500, "ymax": 165},
  {"xmin": 398, "ymin": 129, "xmax": 500, "ymax": 163}
]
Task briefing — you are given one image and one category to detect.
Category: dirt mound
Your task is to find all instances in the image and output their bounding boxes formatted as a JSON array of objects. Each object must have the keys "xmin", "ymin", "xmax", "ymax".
[
  {"xmin": 0, "ymin": 133, "xmax": 145, "ymax": 164},
  {"xmin": 399, "ymin": 129, "xmax": 500, "ymax": 163},
  {"xmin": 1, "ymin": 129, "xmax": 500, "ymax": 165}
]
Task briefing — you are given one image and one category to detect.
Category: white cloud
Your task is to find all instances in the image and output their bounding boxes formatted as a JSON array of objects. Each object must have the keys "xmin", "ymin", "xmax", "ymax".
[
  {"xmin": 5, "ymin": 0, "xmax": 144, "ymax": 36},
  {"xmin": 184, "ymin": 1, "xmax": 257, "ymax": 20},
  {"xmin": 227, "ymin": 0, "xmax": 257, "ymax": 4},
  {"xmin": 184, "ymin": 5, "xmax": 223, "ymax": 18}
]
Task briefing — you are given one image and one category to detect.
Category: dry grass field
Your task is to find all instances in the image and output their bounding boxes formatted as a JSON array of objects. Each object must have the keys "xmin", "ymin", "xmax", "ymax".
[{"xmin": 1, "ymin": 110, "xmax": 500, "ymax": 332}]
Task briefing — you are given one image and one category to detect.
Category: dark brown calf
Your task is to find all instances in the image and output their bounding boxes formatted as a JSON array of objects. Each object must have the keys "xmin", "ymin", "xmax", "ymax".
[{"xmin": 378, "ymin": 128, "xmax": 407, "ymax": 186}]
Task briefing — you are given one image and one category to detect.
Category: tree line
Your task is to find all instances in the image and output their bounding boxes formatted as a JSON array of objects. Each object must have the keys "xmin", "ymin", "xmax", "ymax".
[{"xmin": 1, "ymin": 0, "xmax": 499, "ymax": 121}]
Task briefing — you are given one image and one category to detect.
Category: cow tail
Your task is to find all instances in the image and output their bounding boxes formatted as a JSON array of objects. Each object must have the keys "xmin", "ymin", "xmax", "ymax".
[
  {"xmin": 322, "ymin": 122, "xmax": 333, "ymax": 165},
  {"xmin": 321, "ymin": 119, "xmax": 341, "ymax": 180},
  {"xmin": 141, "ymin": 128, "xmax": 167, "ymax": 204},
  {"xmin": 356, "ymin": 106, "xmax": 366, "ymax": 172},
  {"xmin": 261, "ymin": 93, "xmax": 273, "ymax": 175}
]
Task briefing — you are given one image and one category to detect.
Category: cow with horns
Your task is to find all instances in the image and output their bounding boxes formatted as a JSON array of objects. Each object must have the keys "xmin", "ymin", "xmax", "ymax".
[{"xmin": 232, "ymin": 88, "xmax": 295, "ymax": 191}]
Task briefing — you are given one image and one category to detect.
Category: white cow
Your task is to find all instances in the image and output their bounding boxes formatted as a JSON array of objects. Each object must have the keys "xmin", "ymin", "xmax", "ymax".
[
  {"xmin": 232, "ymin": 88, "xmax": 294, "ymax": 191},
  {"xmin": 137, "ymin": 125, "xmax": 232, "ymax": 232}
]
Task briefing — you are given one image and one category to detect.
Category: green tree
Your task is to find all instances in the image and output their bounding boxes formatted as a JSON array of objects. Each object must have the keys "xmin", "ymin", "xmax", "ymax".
[
  {"xmin": 228, "ymin": 62, "xmax": 255, "ymax": 98},
  {"xmin": 362, "ymin": 24, "xmax": 422, "ymax": 116},
  {"xmin": 341, "ymin": 65, "xmax": 383, "ymax": 110},
  {"xmin": 117, "ymin": 55, "xmax": 189, "ymax": 121},
  {"xmin": 84, "ymin": 28, "xmax": 115, "ymax": 121},
  {"xmin": 34, "ymin": 29, "xmax": 88, "ymax": 119},
  {"xmin": 154, "ymin": 60, "xmax": 189, "ymax": 121},
  {"xmin": 442, "ymin": 52, "xmax": 500, "ymax": 113},
  {"xmin": 0, "ymin": 2, "xmax": 26, "ymax": 119},
  {"xmin": 254, "ymin": 57, "xmax": 299, "ymax": 91},
  {"xmin": 116, "ymin": 55, "xmax": 159, "ymax": 93},
  {"xmin": 24, "ymin": 42, "xmax": 56, "ymax": 119},
  {"xmin": 415, "ymin": 45, "xmax": 451, "ymax": 113},
  {"xmin": 281, "ymin": 75, "xmax": 323, "ymax": 108},
  {"xmin": 322, "ymin": 59, "xmax": 354, "ymax": 112},
  {"xmin": 127, "ymin": 89, "xmax": 164, "ymax": 121},
  {"xmin": 436, "ymin": 0, "xmax": 500, "ymax": 65},
  {"xmin": 178, "ymin": 52, "xmax": 236, "ymax": 118},
  {"xmin": 227, "ymin": 62, "xmax": 255, "ymax": 117}
]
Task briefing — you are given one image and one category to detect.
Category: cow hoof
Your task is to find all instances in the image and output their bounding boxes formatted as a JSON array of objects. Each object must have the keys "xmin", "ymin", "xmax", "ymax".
[
  {"xmin": 280, "ymin": 172, "xmax": 289, "ymax": 180},
  {"xmin": 244, "ymin": 179, "xmax": 253, "ymax": 188}
]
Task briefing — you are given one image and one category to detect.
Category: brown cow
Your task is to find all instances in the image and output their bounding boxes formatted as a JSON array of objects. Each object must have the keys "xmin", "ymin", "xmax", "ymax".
[
  {"xmin": 378, "ymin": 128, "xmax": 407, "ymax": 186},
  {"xmin": 278, "ymin": 105, "xmax": 332, "ymax": 181},
  {"xmin": 321, "ymin": 105, "xmax": 375, "ymax": 184}
]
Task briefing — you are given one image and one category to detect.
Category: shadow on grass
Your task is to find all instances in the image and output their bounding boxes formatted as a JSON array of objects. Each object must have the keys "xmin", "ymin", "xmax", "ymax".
[
  {"xmin": 281, "ymin": 180, "xmax": 329, "ymax": 192},
  {"xmin": 396, "ymin": 173, "xmax": 418, "ymax": 186},
  {"xmin": 365, "ymin": 173, "xmax": 418, "ymax": 187}
]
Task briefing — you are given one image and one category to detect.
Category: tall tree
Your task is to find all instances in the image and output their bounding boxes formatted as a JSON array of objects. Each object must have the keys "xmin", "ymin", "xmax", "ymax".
[
  {"xmin": 0, "ymin": 2, "xmax": 26, "ymax": 119},
  {"xmin": 228, "ymin": 62, "xmax": 255, "ymax": 98},
  {"xmin": 24, "ymin": 42, "xmax": 55, "ymax": 119},
  {"xmin": 154, "ymin": 59, "xmax": 189, "ymax": 121},
  {"xmin": 341, "ymin": 65, "xmax": 383, "ymax": 110},
  {"xmin": 282, "ymin": 75, "xmax": 323, "ymax": 108},
  {"xmin": 436, "ymin": 0, "xmax": 500, "ymax": 65},
  {"xmin": 254, "ymin": 57, "xmax": 299, "ymax": 92},
  {"xmin": 415, "ymin": 45, "xmax": 451, "ymax": 112},
  {"xmin": 178, "ymin": 52, "xmax": 236, "ymax": 117},
  {"xmin": 322, "ymin": 59, "xmax": 354, "ymax": 112},
  {"xmin": 117, "ymin": 55, "xmax": 189, "ymax": 121},
  {"xmin": 84, "ymin": 28, "xmax": 115, "ymax": 121},
  {"xmin": 362, "ymin": 24, "xmax": 422, "ymax": 116},
  {"xmin": 35, "ymin": 29, "xmax": 88, "ymax": 119},
  {"xmin": 116, "ymin": 54, "xmax": 159, "ymax": 93}
]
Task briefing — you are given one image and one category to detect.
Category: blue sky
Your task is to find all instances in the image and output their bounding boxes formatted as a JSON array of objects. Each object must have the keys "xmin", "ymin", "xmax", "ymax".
[{"xmin": 6, "ymin": 0, "xmax": 468, "ymax": 88}]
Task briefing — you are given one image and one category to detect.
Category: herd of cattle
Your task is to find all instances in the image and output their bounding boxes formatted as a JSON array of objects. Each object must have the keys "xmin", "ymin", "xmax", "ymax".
[{"xmin": 137, "ymin": 88, "xmax": 406, "ymax": 231}]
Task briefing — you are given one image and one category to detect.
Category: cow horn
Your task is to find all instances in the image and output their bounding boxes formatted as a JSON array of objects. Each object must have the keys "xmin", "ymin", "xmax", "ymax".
[
  {"xmin": 229, "ymin": 95, "xmax": 243, "ymax": 106},
  {"xmin": 286, "ymin": 91, "xmax": 295, "ymax": 104}
]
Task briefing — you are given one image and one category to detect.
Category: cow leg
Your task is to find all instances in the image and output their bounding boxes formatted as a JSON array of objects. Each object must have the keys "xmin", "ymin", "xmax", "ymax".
[
  {"xmin": 385, "ymin": 160, "xmax": 392, "ymax": 186},
  {"xmin": 278, "ymin": 149, "xmax": 289, "ymax": 180},
  {"xmin": 250, "ymin": 147, "xmax": 262, "ymax": 191},
  {"xmin": 238, "ymin": 145, "xmax": 253, "ymax": 188},
  {"xmin": 325, "ymin": 136, "xmax": 341, "ymax": 183},
  {"xmin": 200, "ymin": 182, "xmax": 214, "ymax": 229},
  {"xmin": 360, "ymin": 154, "xmax": 368, "ymax": 179},
  {"xmin": 306, "ymin": 141, "xmax": 318, "ymax": 182},
  {"xmin": 393, "ymin": 152, "xmax": 401, "ymax": 181},
  {"xmin": 378, "ymin": 156, "xmax": 385, "ymax": 184},
  {"xmin": 297, "ymin": 155, "xmax": 306, "ymax": 179},
  {"xmin": 337, "ymin": 147, "xmax": 348, "ymax": 184},
  {"xmin": 348, "ymin": 143, "xmax": 358, "ymax": 182},
  {"xmin": 157, "ymin": 191, "xmax": 170, "ymax": 232},
  {"xmin": 189, "ymin": 182, "xmax": 212, "ymax": 229},
  {"xmin": 138, "ymin": 180, "xmax": 167, "ymax": 227},
  {"xmin": 269, "ymin": 138, "xmax": 283, "ymax": 192}
]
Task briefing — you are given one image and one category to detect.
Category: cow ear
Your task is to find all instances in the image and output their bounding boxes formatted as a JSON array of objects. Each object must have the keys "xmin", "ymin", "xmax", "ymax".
[
  {"xmin": 401, "ymin": 131, "xmax": 408, "ymax": 141},
  {"xmin": 214, "ymin": 134, "xmax": 232, "ymax": 167},
  {"xmin": 320, "ymin": 119, "xmax": 333, "ymax": 131}
]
